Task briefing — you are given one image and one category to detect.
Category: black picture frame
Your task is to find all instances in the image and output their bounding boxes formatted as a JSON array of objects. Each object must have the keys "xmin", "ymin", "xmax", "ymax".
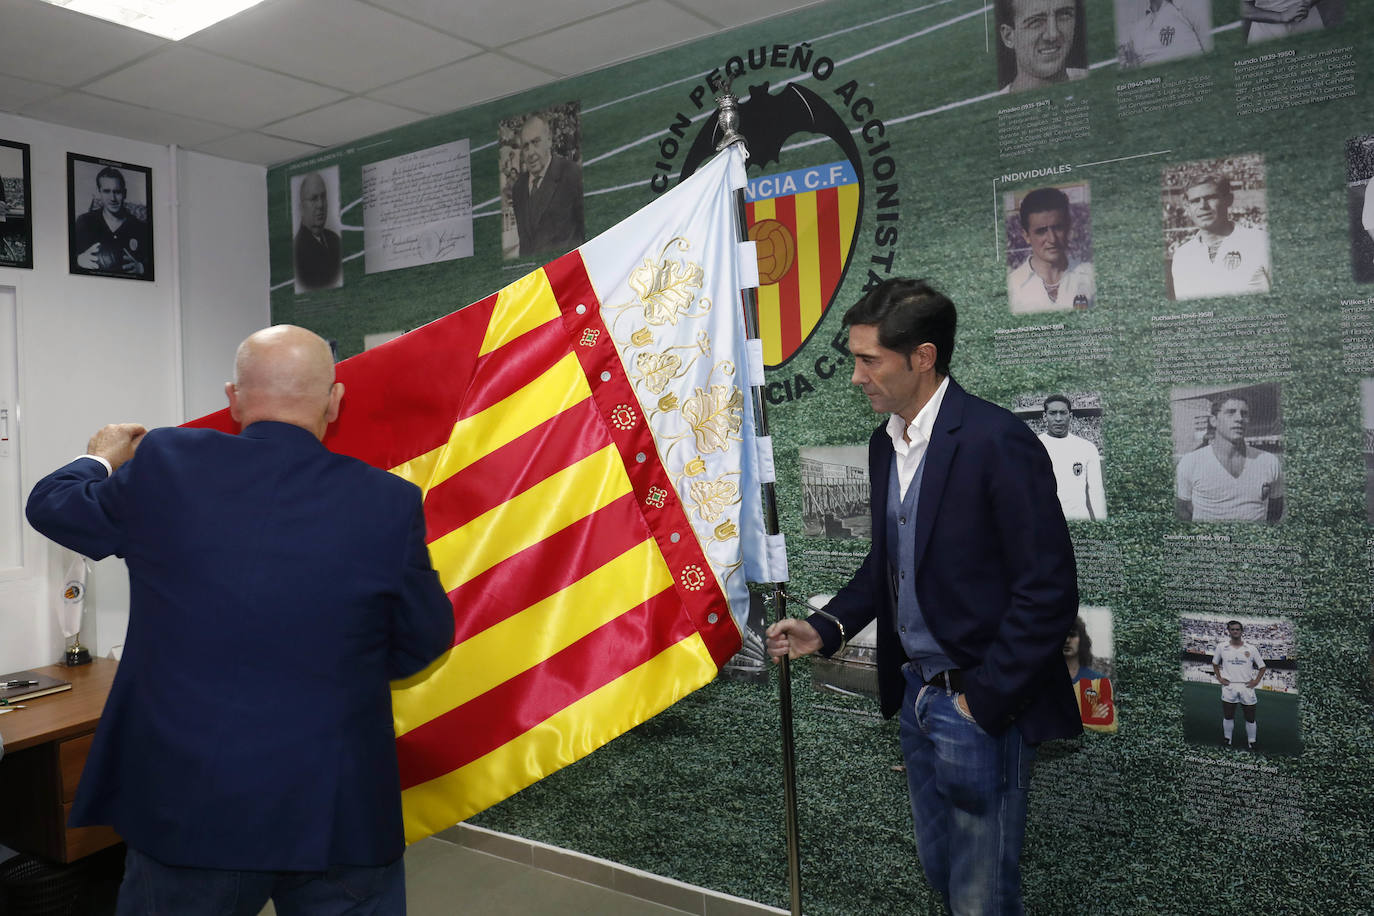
[
  {"xmin": 67, "ymin": 152, "xmax": 155, "ymax": 281},
  {"xmin": 0, "ymin": 139, "xmax": 33, "ymax": 270}
]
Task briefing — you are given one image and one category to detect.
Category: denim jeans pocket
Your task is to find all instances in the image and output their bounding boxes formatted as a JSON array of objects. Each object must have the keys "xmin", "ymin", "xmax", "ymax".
[{"xmin": 952, "ymin": 692, "xmax": 980, "ymax": 727}]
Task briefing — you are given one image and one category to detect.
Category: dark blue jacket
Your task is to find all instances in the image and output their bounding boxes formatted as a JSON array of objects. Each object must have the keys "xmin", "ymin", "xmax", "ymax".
[
  {"xmin": 811, "ymin": 380, "xmax": 1081, "ymax": 742},
  {"xmin": 26, "ymin": 421, "xmax": 454, "ymax": 869}
]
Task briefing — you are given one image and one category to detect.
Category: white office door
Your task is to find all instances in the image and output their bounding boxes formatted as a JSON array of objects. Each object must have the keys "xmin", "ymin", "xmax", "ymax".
[{"xmin": 0, "ymin": 286, "xmax": 20, "ymax": 570}]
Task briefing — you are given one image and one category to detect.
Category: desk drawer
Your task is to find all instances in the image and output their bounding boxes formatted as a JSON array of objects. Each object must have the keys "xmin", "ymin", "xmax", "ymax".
[
  {"xmin": 61, "ymin": 802, "xmax": 120, "ymax": 861},
  {"xmin": 58, "ymin": 733, "xmax": 94, "ymax": 804}
]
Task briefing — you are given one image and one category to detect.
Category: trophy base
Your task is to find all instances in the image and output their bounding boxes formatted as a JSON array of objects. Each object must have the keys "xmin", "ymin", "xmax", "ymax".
[{"xmin": 65, "ymin": 645, "xmax": 92, "ymax": 667}]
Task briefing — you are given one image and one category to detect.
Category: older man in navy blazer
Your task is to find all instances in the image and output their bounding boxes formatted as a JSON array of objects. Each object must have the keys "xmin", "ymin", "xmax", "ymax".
[
  {"xmin": 27, "ymin": 325, "xmax": 454, "ymax": 915},
  {"xmin": 768, "ymin": 278, "xmax": 1079, "ymax": 914}
]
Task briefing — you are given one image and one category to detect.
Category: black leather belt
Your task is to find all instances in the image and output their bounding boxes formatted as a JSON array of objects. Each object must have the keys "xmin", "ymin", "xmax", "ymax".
[{"xmin": 926, "ymin": 669, "xmax": 965, "ymax": 692}]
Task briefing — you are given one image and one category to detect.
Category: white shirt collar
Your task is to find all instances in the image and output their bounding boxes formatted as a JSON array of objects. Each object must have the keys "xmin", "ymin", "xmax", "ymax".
[{"xmin": 885, "ymin": 375, "xmax": 950, "ymax": 450}]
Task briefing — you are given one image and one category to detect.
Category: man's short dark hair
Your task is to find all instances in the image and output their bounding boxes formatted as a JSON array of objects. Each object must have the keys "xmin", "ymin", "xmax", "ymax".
[
  {"xmin": 1227, "ymin": 620, "xmax": 1244, "ymax": 631},
  {"xmin": 1186, "ymin": 174, "xmax": 1233, "ymax": 198},
  {"xmin": 1019, "ymin": 187, "xmax": 1071, "ymax": 232},
  {"xmin": 95, "ymin": 166, "xmax": 126, "ymax": 191},
  {"xmin": 1044, "ymin": 394, "xmax": 1072, "ymax": 412},
  {"xmin": 1211, "ymin": 394, "xmax": 1249, "ymax": 415},
  {"xmin": 843, "ymin": 278, "xmax": 956, "ymax": 375}
]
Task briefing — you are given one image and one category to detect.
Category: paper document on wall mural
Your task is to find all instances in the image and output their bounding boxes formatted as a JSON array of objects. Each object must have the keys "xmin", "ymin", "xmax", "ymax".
[{"xmin": 363, "ymin": 139, "xmax": 473, "ymax": 274}]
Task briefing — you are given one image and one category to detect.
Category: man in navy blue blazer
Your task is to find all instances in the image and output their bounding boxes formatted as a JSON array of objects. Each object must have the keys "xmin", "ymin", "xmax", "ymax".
[
  {"xmin": 26, "ymin": 325, "xmax": 454, "ymax": 915},
  {"xmin": 768, "ymin": 279, "xmax": 1079, "ymax": 914}
]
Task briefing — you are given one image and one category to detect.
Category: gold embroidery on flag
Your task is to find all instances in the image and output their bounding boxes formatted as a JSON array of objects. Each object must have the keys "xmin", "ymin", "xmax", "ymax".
[
  {"xmin": 627, "ymin": 238, "xmax": 707, "ymax": 328},
  {"xmin": 680, "ymin": 385, "xmax": 743, "ymax": 453},
  {"xmin": 686, "ymin": 478, "xmax": 739, "ymax": 523},
  {"xmin": 634, "ymin": 352, "xmax": 682, "ymax": 393}
]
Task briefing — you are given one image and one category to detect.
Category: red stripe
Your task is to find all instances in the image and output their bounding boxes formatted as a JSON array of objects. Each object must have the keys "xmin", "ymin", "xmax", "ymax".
[
  {"xmin": 420, "ymin": 397, "xmax": 607, "ymax": 542},
  {"xmin": 444, "ymin": 491, "xmax": 653, "ymax": 644},
  {"xmin": 326, "ymin": 298, "xmax": 497, "ymax": 467},
  {"xmin": 816, "ymin": 186, "xmax": 843, "ymax": 307},
  {"xmin": 773, "ymin": 194, "xmax": 801, "ymax": 359},
  {"xmin": 397, "ymin": 587, "xmax": 695, "ymax": 789},
  {"xmin": 460, "ymin": 318, "xmax": 570, "ymax": 420},
  {"xmin": 185, "ymin": 296, "xmax": 501, "ymax": 468}
]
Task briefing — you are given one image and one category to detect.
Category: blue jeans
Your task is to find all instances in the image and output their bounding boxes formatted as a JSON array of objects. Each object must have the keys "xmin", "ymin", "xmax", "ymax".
[
  {"xmin": 116, "ymin": 847, "xmax": 406, "ymax": 915},
  {"xmin": 898, "ymin": 665, "xmax": 1035, "ymax": 915}
]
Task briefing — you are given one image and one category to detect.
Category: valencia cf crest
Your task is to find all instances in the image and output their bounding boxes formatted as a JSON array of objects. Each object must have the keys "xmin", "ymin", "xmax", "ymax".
[
  {"xmin": 1223, "ymin": 250, "xmax": 1243, "ymax": 270},
  {"xmin": 678, "ymin": 81, "xmax": 865, "ymax": 368},
  {"xmin": 1159, "ymin": 26, "xmax": 1175, "ymax": 46},
  {"xmin": 63, "ymin": 581, "xmax": 84, "ymax": 603},
  {"xmin": 1073, "ymin": 462, "xmax": 1084, "ymax": 476}
]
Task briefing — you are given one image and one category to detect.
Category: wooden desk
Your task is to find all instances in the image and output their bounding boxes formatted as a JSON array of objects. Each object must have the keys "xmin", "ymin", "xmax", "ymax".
[{"xmin": 0, "ymin": 658, "xmax": 120, "ymax": 862}]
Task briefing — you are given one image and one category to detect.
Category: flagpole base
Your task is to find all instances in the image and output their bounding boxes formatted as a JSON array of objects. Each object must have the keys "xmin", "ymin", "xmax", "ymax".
[{"xmin": 64, "ymin": 642, "xmax": 92, "ymax": 667}]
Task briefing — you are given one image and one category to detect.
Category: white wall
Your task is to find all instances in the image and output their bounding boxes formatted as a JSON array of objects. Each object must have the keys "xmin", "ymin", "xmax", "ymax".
[{"xmin": 0, "ymin": 112, "xmax": 267, "ymax": 674}]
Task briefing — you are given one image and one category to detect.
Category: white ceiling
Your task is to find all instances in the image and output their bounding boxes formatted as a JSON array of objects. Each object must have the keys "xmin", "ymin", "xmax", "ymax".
[{"xmin": 0, "ymin": 0, "xmax": 824, "ymax": 166}]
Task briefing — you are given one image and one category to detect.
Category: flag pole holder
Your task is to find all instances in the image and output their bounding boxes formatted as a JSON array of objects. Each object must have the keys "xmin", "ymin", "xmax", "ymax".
[{"xmin": 711, "ymin": 74, "xmax": 804, "ymax": 916}]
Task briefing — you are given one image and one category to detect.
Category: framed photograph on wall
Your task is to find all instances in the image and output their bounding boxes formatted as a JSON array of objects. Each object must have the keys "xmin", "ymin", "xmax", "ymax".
[
  {"xmin": 0, "ymin": 139, "xmax": 33, "ymax": 270},
  {"xmin": 67, "ymin": 153, "xmax": 154, "ymax": 281}
]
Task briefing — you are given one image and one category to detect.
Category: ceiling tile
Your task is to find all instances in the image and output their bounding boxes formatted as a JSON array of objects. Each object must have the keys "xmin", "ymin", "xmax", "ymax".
[
  {"xmin": 366, "ymin": 0, "xmax": 629, "ymax": 48},
  {"xmin": 263, "ymin": 97, "xmax": 428, "ymax": 147},
  {"xmin": 22, "ymin": 91, "xmax": 237, "ymax": 148},
  {"xmin": 190, "ymin": 0, "xmax": 481, "ymax": 93},
  {"xmin": 0, "ymin": 73, "xmax": 65, "ymax": 112},
  {"xmin": 686, "ymin": 0, "xmax": 825, "ymax": 29},
  {"xmin": 82, "ymin": 47, "xmax": 348, "ymax": 131},
  {"xmin": 366, "ymin": 54, "xmax": 554, "ymax": 115},
  {"xmin": 192, "ymin": 131, "xmax": 322, "ymax": 166},
  {"xmin": 503, "ymin": 1, "xmax": 714, "ymax": 76},
  {"xmin": 0, "ymin": 2, "xmax": 164, "ymax": 87}
]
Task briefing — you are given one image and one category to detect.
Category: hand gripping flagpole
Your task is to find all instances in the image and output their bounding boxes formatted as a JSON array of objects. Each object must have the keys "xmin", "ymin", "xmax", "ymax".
[{"xmin": 710, "ymin": 75, "xmax": 804, "ymax": 916}]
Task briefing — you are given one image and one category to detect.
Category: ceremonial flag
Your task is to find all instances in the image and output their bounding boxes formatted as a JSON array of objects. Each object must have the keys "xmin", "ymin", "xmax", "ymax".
[{"xmin": 190, "ymin": 144, "xmax": 779, "ymax": 842}]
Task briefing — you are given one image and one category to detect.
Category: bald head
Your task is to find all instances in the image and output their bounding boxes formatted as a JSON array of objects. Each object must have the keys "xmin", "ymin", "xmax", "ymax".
[{"xmin": 226, "ymin": 325, "xmax": 342, "ymax": 439}]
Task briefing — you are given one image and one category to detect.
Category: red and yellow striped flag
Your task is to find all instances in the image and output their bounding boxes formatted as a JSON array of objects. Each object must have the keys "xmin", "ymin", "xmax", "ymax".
[{"xmin": 190, "ymin": 147, "xmax": 766, "ymax": 843}]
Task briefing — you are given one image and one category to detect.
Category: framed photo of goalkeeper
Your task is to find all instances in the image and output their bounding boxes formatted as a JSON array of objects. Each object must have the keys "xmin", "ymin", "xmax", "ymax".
[{"xmin": 67, "ymin": 152, "xmax": 154, "ymax": 282}]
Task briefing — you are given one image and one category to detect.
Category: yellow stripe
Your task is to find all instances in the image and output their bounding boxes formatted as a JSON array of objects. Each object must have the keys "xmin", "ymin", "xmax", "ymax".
[
  {"xmin": 750, "ymin": 198, "xmax": 782, "ymax": 365},
  {"xmin": 391, "ymin": 539, "xmax": 673, "ymax": 736},
  {"xmin": 400, "ymin": 633, "xmax": 719, "ymax": 841},
  {"xmin": 837, "ymin": 183, "xmax": 859, "ymax": 251},
  {"xmin": 386, "ymin": 353, "xmax": 590, "ymax": 494},
  {"xmin": 793, "ymin": 191, "xmax": 823, "ymax": 342},
  {"xmin": 426, "ymin": 444, "xmax": 632, "ymax": 593},
  {"xmin": 480, "ymin": 268, "xmax": 561, "ymax": 356}
]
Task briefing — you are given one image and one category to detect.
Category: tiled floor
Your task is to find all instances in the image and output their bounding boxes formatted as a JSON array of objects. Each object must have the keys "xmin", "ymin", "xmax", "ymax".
[{"xmin": 259, "ymin": 825, "xmax": 786, "ymax": 916}]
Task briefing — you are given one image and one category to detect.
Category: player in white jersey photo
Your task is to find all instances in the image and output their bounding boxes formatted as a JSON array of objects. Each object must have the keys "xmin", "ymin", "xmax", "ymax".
[
  {"xmin": 1212, "ymin": 620, "xmax": 1269, "ymax": 749},
  {"xmin": 1116, "ymin": 0, "xmax": 1211, "ymax": 68}
]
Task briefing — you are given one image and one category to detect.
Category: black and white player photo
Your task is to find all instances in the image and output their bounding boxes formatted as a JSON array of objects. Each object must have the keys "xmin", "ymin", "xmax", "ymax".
[
  {"xmin": 499, "ymin": 102, "xmax": 585, "ymax": 260},
  {"xmin": 1004, "ymin": 183, "xmax": 1095, "ymax": 313},
  {"xmin": 1242, "ymin": 0, "xmax": 1343, "ymax": 44},
  {"xmin": 1114, "ymin": 0, "xmax": 1212, "ymax": 68},
  {"xmin": 1011, "ymin": 391, "xmax": 1106, "ymax": 520},
  {"xmin": 800, "ymin": 446, "xmax": 869, "ymax": 539},
  {"xmin": 67, "ymin": 153, "xmax": 153, "ymax": 281},
  {"xmin": 0, "ymin": 138, "xmax": 32, "ymax": 270},
  {"xmin": 994, "ymin": 0, "xmax": 1089, "ymax": 94},
  {"xmin": 1162, "ymin": 154, "xmax": 1271, "ymax": 301},
  {"xmin": 1181, "ymin": 614, "xmax": 1300, "ymax": 755},
  {"xmin": 291, "ymin": 167, "xmax": 344, "ymax": 293},
  {"xmin": 1171, "ymin": 382, "xmax": 1283, "ymax": 524},
  {"xmin": 1345, "ymin": 134, "xmax": 1374, "ymax": 283}
]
